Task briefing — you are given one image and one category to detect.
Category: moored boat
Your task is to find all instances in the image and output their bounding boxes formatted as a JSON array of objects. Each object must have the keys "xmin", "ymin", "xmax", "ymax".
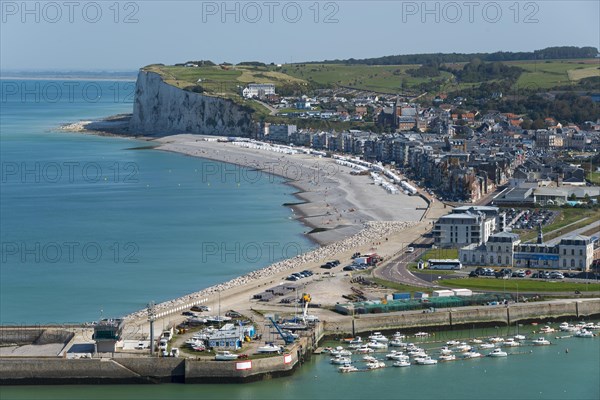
[
  {"xmin": 539, "ymin": 325, "xmax": 555, "ymax": 334},
  {"xmin": 330, "ymin": 355, "xmax": 353, "ymax": 365},
  {"xmin": 438, "ymin": 354, "xmax": 456, "ymax": 362},
  {"xmin": 488, "ymin": 348, "xmax": 508, "ymax": 357},
  {"xmin": 366, "ymin": 360, "xmax": 386, "ymax": 369},
  {"xmin": 532, "ymin": 337, "xmax": 551, "ymax": 345},
  {"xmin": 338, "ymin": 364, "xmax": 358, "ymax": 373},
  {"xmin": 393, "ymin": 360, "xmax": 411, "ymax": 367},
  {"xmin": 575, "ymin": 329, "xmax": 594, "ymax": 338},
  {"xmin": 415, "ymin": 356, "xmax": 438, "ymax": 365},
  {"xmin": 463, "ymin": 351, "xmax": 483, "ymax": 359}
]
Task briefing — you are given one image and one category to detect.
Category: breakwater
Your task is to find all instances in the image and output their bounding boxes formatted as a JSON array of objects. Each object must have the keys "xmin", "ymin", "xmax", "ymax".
[{"xmin": 1, "ymin": 298, "xmax": 597, "ymax": 385}]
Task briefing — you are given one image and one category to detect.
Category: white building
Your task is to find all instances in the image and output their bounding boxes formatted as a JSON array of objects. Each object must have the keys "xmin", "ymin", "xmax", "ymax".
[
  {"xmin": 557, "ymin": 235, "xmax": 595, "ymax": 270},
  {"xmin": 243, "ymin": 84, "xmax": 276, "ymax": 99}
]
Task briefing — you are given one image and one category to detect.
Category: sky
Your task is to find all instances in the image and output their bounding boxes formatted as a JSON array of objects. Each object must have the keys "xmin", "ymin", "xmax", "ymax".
[{"xmin": 1, "ymin": 0, "xmax": 599, "ymax": 71}]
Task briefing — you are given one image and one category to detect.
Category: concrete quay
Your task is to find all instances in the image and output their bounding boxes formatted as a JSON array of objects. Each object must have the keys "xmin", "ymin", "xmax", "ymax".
[{"xmin": 1, "ymin": 298, "xmax": 598, "ymax": 385}]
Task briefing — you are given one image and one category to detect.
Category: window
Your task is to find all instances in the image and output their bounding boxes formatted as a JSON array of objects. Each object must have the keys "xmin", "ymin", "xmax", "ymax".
[
  {"xmin": 571, "ymin": 259, "xmax": 575, "ymax": 268},
  {"xmin": 571, "ymin": 249, "xmax": 574, "ymax": 256},
  {"xmin": 563, "ymin": 249, "xmax": 566, "ymax": 255},
  {"xmin": 506, "ymin": 256, "xmax": 510, "ymax": 264},
  {"xmin": 490, "ymin": 255, "xmax": 494, "ymax": 264},
  {"xmin": 563, "ymin": 259, "xmax": 566, "ymax": 268},
  {"xmin": 579, "ymin": 249, "xmax": 583, "ymax": 256}
]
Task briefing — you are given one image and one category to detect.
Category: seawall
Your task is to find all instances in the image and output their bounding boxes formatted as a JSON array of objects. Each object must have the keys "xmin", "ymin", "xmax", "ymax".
[
  {"xmin": 322, "ymin": 298, "xmax": 600, "ymax": 335},
  {"xmin": 129, "ymin": 70, "xmax": 256, "ymax": 137},
  {"xmin": 1, "ymin": 299, "xmax": 597, "ymax": 385}
]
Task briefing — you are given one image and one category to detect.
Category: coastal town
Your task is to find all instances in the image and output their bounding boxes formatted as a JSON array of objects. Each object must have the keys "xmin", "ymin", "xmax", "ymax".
[{"xmin": 2, "ymin": 53, "xmax": 600, "ymax": 388}]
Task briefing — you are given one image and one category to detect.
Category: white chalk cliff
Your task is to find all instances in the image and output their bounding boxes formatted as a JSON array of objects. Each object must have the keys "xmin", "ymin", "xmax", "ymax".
[{"xmin": 129, "ymin": 70, "xmax": 256, "ymax": 136}]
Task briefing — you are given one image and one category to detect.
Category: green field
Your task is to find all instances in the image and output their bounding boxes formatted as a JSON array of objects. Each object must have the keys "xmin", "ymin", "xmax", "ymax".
[
  {"xmin": 587, "ymin": 172, "xmax": 600, "ymax": 185},
  {"xmin": 282, "ymin": 64, "xmax": 453, "ymax": 94},
  {"xmin": 509, "ymin": 59, "xmax": 600, "ymax": 89},
  {"xmin": 441, "ymin": 277, "xmax": 600, "ymax": 293}
]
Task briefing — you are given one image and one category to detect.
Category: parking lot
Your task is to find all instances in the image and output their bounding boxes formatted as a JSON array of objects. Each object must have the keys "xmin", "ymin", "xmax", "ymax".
[{"xmin": 503, "ymin": 208, "xmax": 557, "ymax": 230}]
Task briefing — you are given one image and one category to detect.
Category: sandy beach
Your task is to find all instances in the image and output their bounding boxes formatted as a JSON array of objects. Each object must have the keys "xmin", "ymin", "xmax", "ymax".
[{"xmin": 60, "ymin": 123, "xmax": 443, "ymax": 331}]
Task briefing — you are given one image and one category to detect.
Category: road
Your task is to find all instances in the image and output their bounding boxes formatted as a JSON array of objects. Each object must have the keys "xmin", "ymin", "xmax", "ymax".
[{"xmin": 374, "ymin": 236, "xmax": 435, "ymax": 288}]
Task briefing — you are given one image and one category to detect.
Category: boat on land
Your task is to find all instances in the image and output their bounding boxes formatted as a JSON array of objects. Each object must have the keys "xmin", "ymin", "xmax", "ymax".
[
  {"xmin": 532, "ymin": 337, "xmax": 551, "ymax": 345},
  {"xmin": 257, "ymin": 342, "xmax": 282, "ymax": 353},
  {"xmin": 215, "ymin": 351, "xmax": 239, "ymax": 361},
  {"xmin": 488, "ymin": 348, "xmax": 508, "ymax": 357}
]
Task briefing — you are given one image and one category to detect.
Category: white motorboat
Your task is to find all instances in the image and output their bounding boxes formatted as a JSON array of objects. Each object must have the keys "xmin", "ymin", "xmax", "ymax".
[
  {"xmin": 392, "ymin": 332, "xmax": 406, "ymax": 340},
  {"xmin": 454, "ymin": 343, "xmax": 472, "ymax": 352},
  {"xmin": 389, "ymin": 339, "xmax": 407, "ymax": 347},
  {"xmin": 409, "ymin": 351, "xmax": 428, "ymax": 358},
  {"xmin": 368, "ymin": 332, "xmax": 389, "ymax": 343},
  {"xmin": 440, "ymin": 347, "xmax": 453, "ymax": 355},
  {"xmin": 386, "ymin": 351, "xmax": 409, "ymax": 361},
  {"xmin": 393, "ymin": 360, "xmax": 411, "ymax": 367},
  {"xmin": 463, "ymin": 351, "xmax": 483, "ymax": 359},
  {"xmin": 257, "ymin": 342, "xmax": 282, "ymax": 353},
  {"xmin": 479, "ymin": 343, "xmax": 495, "ymax": 349},
  {"xmin": 366, "ymin": 360, "xmax": 386, "ymax": 369},
  {"xmin": 438, "ymin": 354, "xmax": 456, "ymax": 362},
  {"xmin": 415, "ymin": 356, "xmax": 438, "ymax": 365},
  {"xmin": 470, "ymin": 339, "xmax": 483, "ymax": 344},
  {"xmin": 503, "ymin": 338, "xmax": 521, "ymax": 347},
  {"xmin": 532, "ymin": 337, "xmax": 551, "ymax": 345},
  {"xmin": 338, "ymin": 364, "xmax": 358, "ymax": 373},
  {"xmin": 348, "ymin": 343, "xmax": 363, "ymax": 349},
  {"xmin": 539, "ymin": 325, "xmax": 555, "ymax": 334},
  {"xmin": 349, "ymin": 336, "xmax": 363, "ymax": 344},
  {"xmin": 330, "ymin": 355, "xmax": 352, "ymax": 365},
  {"xmin": 330, "ymin": 346, "xmax": 352, "ymax": 356},
  {"xmin": 489, "ymin": 337, "xmax": 504, "ymax": 344},
  {"xmin": 582, "ymin": 323, "xmax": 600, "ymax": 331},
  {"xmin": 214, "ymin": 351, "xmax": 239, "ymax": 361},
  {"xmin": 414, "ymin": 332, "xmax": 430, "ymax": 337},
  {"xmin": 513, "ymin": 335, "xmax": 526, "ymax": 341},
  {"xmin": 488, "ymin": 348, "xmax": 508, "ymax": 357},
  {"xmin": 575, "ymin": 329, "xmax": 594, "ymax": 338},
  {"xmin": 446, "ymin": 340, "xmax": 460, "ymax": 346},
  {"xmin": 559, "ymin": 322, "xmax": 577, "ymax": 332},
  {"xmin": 355, "ymin": 345, "xmax": 374, "ymax": 354},
  {"xmin": 367, "ymin": 341, "xmax": 388, "ymax": 349}
]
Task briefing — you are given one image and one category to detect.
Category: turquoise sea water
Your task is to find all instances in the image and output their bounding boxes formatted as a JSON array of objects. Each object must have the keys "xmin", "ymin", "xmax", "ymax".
[
  {"xmin": 0, "ymin": 80, "xmax": 314, "ymax": 324},
  {"xmin": 1, "ymin": 324, "xmax": 599, "ymax": 400}
]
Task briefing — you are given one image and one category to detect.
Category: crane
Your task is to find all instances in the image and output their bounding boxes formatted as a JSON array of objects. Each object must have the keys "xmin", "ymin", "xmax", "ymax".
[{"xmin": 267, "ymin": 317, "xmax": 296, "ymax": 345}]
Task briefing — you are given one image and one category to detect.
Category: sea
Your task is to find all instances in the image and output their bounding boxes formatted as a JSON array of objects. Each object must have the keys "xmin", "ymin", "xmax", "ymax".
[
  {"xmin": 0, "ymin": 78, "xmax": 314, "ymax": 324},
  {"xmin": 1, "ymin": 78, "xmax": 599, "ymax": 400}
]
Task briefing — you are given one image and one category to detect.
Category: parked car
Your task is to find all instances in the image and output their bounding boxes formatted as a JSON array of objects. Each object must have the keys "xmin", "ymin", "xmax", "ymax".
[
  {"xmin": 343, "ymin": 265, "xmax": 356, "ymax": 271},
  {"xmin": 406, "ymin": 247, "xmax": 415, "ymax": 253}
]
